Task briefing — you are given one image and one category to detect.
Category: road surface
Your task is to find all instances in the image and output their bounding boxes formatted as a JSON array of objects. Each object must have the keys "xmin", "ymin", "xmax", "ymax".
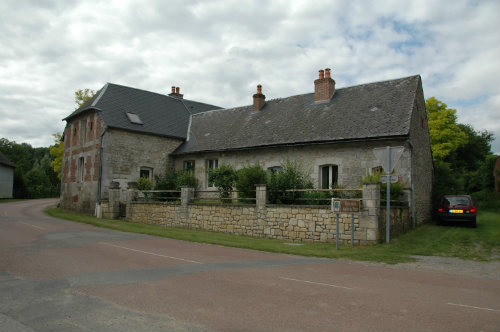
[{"xmin": 1, "ymin": 199, "xmax": 499, "ymax": 331}]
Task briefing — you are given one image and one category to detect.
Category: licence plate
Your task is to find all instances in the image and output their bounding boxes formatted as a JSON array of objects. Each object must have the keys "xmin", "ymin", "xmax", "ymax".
[{"xmin": 449, "ymin": 209, "xmax": 463, "ymax": 213}]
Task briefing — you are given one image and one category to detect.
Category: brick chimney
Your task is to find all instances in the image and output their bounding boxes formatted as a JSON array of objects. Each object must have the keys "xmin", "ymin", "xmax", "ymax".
[
  {"xmin": 253, "ymin": 84, "xmax": 266, "ymax": 111},
  {"xmin": 168, "ymin": 86, "xmax": 183, "ymax": 99},
  {"xmin": 314, "ymin": 68, "xmax": 335, "ymax": 102}
]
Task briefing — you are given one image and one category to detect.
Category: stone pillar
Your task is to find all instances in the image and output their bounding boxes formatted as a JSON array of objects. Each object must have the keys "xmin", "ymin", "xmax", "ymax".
[
  {"xmin": 107, "ymin": 189, "xmax": 120, "ymax": 219},
  {"xmin": 181, "ymin": 186, "xmax": 194, "ymax": 206},
  {"xmin": 255, "ymin": 184, "xmax": 267, "ymax": 208},
  {"xmin": 361, "ymin": 182, "xmax": 381, "ymax": 242}
]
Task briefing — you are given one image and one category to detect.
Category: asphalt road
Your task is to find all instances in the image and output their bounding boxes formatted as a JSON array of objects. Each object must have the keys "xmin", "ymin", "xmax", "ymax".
[{"xmin": 1, "ymin": 199, "xmax": 499, "ymax": 331}]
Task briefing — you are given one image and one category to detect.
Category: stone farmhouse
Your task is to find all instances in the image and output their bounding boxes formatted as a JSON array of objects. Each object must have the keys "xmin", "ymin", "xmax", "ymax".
[{"xmin": 60, "ymin": 68, "xmax": 433, "ymax": 224}]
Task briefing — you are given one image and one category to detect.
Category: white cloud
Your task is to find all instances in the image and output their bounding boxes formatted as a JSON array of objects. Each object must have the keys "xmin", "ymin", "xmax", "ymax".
[{"xmin": 0, "ymin": 0, "xmax": 498, "ymax": 154}]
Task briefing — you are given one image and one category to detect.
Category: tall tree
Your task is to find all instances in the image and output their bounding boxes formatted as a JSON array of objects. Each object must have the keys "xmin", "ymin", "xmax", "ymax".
[
  {"xmin": 425, "ymin": 97, "xmax": 468, "ymax": 160},
  {"xmin": 49, "ymin": 133, "xmax": 64, "ymax": 179},
  {"xmin": 74, "ymin": 88, "xmax": 96, "ymax": 108}
]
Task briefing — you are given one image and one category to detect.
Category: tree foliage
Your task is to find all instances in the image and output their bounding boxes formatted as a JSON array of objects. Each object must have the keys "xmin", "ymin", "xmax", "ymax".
[
  {"xmin": 49, "ymin": 133, "xmax": 64, "ymax": 180},
  {"xmin": 267, "ymin": 160, "xmax": 313, "ymax": 204},
  {"xmin": 0, "ymin": 137, "xmax": 60, "ymax": 198},
  {"xmin": 235, "ymin": 164, "xmax": 268, "ymax": 200},
  {"xmin": 75, "ymin": 89, "xmax": 96, "ymax": 109},
  {"xmin": 208, "ymin": 164, "xmax": 237, "ymax": 200},
  {"xmin": 426, "ymin": 97, "xmax": 497, "ymax": 208},
  {"xmin": 426, "ymin": 97, "xmax": 468, "ymax": 160}
]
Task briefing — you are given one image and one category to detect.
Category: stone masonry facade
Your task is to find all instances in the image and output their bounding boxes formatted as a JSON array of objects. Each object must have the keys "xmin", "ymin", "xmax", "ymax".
[{"xmin": 100, "ymin": 183, "xmax": 400, "ymax": 244}]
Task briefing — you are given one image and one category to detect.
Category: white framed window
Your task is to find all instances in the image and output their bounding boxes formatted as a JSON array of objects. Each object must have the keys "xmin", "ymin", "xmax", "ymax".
[
  {"xmin": 320, "ymin": 164, "xmax": 338, "ymax": 189},
  {"xmin": 206, "ymin": 159, "xmax": 219, "ymax": 187},
  {"xmin": 268, "ymin": 166, "xmax": 283, "ymax": 174},
  {"xmin": 140, "ymin": 167, "xmax": 153, "ymax": 180},
  {"xmin": 77, "ymin": 157, "xmax": 85, "ymax": 182},
  {"xmin": 183, "ymin": 160, "xmax": 195, "ymax": 173}
]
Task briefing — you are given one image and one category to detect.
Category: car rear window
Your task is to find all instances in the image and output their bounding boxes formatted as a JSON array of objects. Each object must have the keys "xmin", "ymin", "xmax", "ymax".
[{"xmin": 443, "ymin": 196, "xmax": 471, "ymax": 206}]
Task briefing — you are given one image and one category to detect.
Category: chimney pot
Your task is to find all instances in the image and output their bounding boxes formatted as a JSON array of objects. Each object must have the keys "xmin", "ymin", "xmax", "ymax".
[
  {"xmin": 325, "ymin": 68, "xmax": 331, "ymax": 79},
  {"xmin": 176, "ymin": 87, "xmax": 180, "ymax": 94},
  {"xmin": 253, "ymin": 84, "xmax": 266, "ymax": 112},
  {"xmin": 314, "ymin": 67, "xmax": 335, "ymax": 102},
  {"xmin": 171, "ymin": 86, "xmax": 175, "ymax": 93},
  {"xmin": 319, "ymin": 69, "xmax": 324, "ymax": 79}
]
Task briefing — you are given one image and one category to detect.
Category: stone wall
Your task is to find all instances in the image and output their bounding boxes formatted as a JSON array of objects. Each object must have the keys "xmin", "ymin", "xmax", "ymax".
[
  {"xmin": 101, "ymin": 183, "xmax": 383, "ymax": 244},
  {"xmin": 174, "ymin": 141, "xmax": 412, "ymax": 191},
  {"xmin": 60, "ymin": 110, "xmax": 103, "ymax": 213},
  {"xmin": 100, "ymin": 129, "xmax": 183, "ymax": 194},
  {"xmin": 129, "ymin": 203, "xmax": 378, "ymax": 244},
  {"xmin": 408, "ymin": 78, "xmax": 434, "ymax": 225}
]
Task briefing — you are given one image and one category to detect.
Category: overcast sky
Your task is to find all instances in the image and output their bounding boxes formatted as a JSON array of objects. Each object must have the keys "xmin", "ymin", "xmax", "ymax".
[{"xmin": 1, "ymin": 0, "xmax": 499, "ymax": 153}]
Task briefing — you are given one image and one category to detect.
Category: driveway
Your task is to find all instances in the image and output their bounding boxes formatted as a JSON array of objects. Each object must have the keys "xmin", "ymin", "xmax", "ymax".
[{"xmin": 1, "ymin": 199, "xmax": 499, "ymax": 331}]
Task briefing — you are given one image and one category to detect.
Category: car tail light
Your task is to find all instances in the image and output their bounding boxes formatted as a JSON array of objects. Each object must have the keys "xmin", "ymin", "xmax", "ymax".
[
  {"xmin": 438, "ymin": 208, "xmax": 443, "ymax": 212},
  {"xmin": 470, "ymin": 208, "xmax": 476, "ymax": 214}
]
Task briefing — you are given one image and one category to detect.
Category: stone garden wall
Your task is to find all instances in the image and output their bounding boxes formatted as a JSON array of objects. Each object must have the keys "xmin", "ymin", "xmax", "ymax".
[{"xmin": 100, "ymin": 183, "xmax": 399, "ymax": 244}]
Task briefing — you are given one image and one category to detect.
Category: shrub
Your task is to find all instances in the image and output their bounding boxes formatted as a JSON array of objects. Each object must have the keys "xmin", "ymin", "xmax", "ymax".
[
  {"xmin": 267, "ymin": 160, "xmax": 313, "ymax": 204},
  {"xmin": 235, "ymin": 164, "xmax": 267, "ymax": 201},
  {"xmin": 362, "ymin": 172, "xmax": 405, "ymax": 202},
  {"xmin": 208, "ymin": 164, "xmax": 237, "ymax": 201},
  {"xmin": 176, "ymin": 171, "xmax": 199, "ymax": 189},
  {"xmin": 137, "ymin": 177, "xmax": 152, "ymax": 191}
]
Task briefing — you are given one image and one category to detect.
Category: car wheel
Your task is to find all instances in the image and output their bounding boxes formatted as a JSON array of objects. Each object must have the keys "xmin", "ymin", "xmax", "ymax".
[{"xmin": 470, "ymin": 217, "xmax": 477, "ymax": 228}]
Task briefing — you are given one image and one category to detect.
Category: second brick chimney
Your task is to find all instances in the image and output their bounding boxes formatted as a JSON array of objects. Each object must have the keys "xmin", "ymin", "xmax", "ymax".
[
  {"xmin": 168, "ymin": 86, "xmax": 183, "ymax": 99},
  {"xmin": 314, "ymin": 68, "xmax": 335, "ymax": 102},
  {"xmin": 253, "ymin": 84, "xmax": 266, "ymax": 111}
]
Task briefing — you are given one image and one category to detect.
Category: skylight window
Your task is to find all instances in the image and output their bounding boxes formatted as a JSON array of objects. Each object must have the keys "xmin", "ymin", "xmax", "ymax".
[{"xmin": 126, "ymin": 112, "xmax": 143, "ymax": 125}]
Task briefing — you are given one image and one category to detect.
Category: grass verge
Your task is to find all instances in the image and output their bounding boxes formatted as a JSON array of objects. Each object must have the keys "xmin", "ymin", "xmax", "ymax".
[{"xmin": 45, "ymin": 206, "xmax": 499, "ymax": 264}]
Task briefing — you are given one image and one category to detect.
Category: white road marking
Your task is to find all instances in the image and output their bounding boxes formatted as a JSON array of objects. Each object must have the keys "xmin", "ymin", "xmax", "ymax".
[
  {"xmin": 279, "ymin": 277, "xmax": 353, "ymax": 290},
  {"xmin": 99, "ymin": 242, "xmax": 203, "ymax": 264},
  {"xmin": 447, "ymin": 302, "xmax": 500, "ymax": 312},
  {"xmin": 19, "ymin": 222, "xmax": 45, "ymax": 230}
]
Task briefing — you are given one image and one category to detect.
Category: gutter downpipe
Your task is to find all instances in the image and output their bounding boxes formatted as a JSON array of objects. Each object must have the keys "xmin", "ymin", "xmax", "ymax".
[
  {"xmin": 408, "ymin": 139, "xmax": 416, "ymax": 229},
  {"xmin": 95, "ymin": 126, "xmax": 107, "ymax": 217}
]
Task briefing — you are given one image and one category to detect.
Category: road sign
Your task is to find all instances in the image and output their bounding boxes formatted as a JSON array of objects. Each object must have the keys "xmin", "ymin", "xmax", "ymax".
[
  {"xmin": 373, "ymin": 146, "xmax": 404, "ymax": 173},
  {"xmin": 372, "ymin": 146, "xmax": 405, "ymax": 244},
  {"xmin": 331, "ymin": 199, "xmax": 360, "ymax": 213},
  {"xmin": 380, "ymin": 175, "xmax": 398, "ymax": 183}
]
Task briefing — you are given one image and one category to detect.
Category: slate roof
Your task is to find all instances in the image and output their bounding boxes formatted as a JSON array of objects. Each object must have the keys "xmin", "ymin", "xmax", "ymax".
[
  {"xmin": 0, "ymin": 151, "xmax": 15, "ymax": 168},
  {"xmin": 64, "ymin": 83, "xmax": 222, "ymax": 139},
  {"xmin": 174, "ymin": 75, "xmax": 422, "ymax": 155}
]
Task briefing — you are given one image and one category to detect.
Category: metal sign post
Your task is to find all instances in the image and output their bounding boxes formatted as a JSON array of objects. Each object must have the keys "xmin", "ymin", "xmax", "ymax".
[
  {"xmin": 386, "ymin": 146, "xmax": 391, "ymax": 244},
  {"xmin": 332, "ymin": 199, "xmax": 360, "ymax": 250},
  {"xmin": 373, "ymin": 146, "xmax": 405, "ymax": 244}
]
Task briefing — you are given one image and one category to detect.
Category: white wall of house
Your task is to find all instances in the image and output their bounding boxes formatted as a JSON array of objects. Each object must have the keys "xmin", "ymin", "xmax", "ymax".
[
  {"xmin": 174, "ymin": 140, "xmax": 413, "ymax": 191},
  {"xmin": 0, "ymin": 164, "xmax": 14, "ymax": 198}
]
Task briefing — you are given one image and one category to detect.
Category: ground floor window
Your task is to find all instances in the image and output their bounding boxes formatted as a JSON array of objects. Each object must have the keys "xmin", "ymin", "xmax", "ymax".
[
  {"xmin": 206, "ymin": 159, "xmax": 219, "ymax": 187},
  {"xmin": 140, "ymin": 167, "xmax": 153, "ymax": 180},
  {"xmin": 268, "ymin": 166, "xmax": 283, "ymax": 174},
  {"xmin": 320, "ymin": 164, "xmax": 338, "ymax": 189},
  {"xmin": 183, "ymin": 160, "xmax": 195, "ymax": 173}
]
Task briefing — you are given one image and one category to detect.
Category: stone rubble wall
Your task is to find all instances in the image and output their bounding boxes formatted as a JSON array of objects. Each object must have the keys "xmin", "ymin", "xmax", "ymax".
[
  {"xmin": 129, "ymin": 202, "xmax": 377, "ymax": 244},
  {"xmin": 99, "ymin": 183, "xmax": 414, "ymax": 244}
]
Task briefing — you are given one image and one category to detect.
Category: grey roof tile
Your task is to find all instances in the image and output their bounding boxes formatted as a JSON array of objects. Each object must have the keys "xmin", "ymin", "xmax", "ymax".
[
  {"xmin": 0, "ymin": 151, "xmax": 15, "ymax": 168},
  {"xmin": 174, "ymin": 75, "xmax": 421, "ymax": 154},
  {"xmin": 64, "ymin": 83, "xmax": 222, "ymax": 139}
]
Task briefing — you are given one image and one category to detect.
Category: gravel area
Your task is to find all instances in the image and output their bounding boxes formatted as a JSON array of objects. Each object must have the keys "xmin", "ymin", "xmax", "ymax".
[{"xmin": 349, "ymin": 256, "xmax": 500, "ymax": 280}]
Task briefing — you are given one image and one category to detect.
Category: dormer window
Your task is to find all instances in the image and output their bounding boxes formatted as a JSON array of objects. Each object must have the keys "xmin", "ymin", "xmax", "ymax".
[{"xmin": 126, "ymin": 112, "xmax": 143, "ymax": 125}]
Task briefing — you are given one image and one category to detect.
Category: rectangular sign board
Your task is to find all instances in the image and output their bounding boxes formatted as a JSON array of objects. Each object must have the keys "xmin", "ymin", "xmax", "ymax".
[
  {"xmin": 331, "ymin": 199, "xmax": 360, "ymax": 213},
  {"xmin": 380, "ymin": 175, "xmax": 399, "ymax": 183}
]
